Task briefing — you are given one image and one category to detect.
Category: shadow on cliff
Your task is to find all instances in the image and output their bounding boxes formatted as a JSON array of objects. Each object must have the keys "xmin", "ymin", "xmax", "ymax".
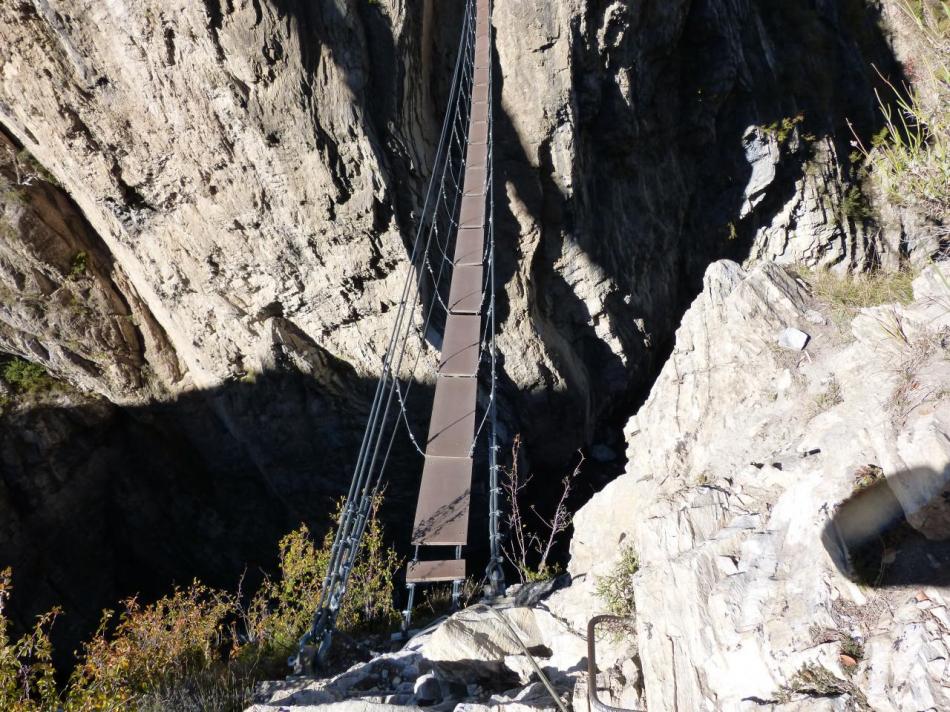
[
  {"xmin": 473, "ymin": 0, "xmax": 906, "ymax": 497},
  {"xmin": 568, "ymin": 0, "xmax": 904, "ymax": 297},
  {"xmin": 0, "ymin": 366, "xmax": 434, "ymax": 668},
  {"xmin": 822, "ymin": 465, "xmax": 950, "ymax": 586}
]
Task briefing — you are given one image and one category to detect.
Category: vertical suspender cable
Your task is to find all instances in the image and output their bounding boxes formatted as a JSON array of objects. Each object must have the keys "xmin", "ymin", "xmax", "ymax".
[{"xmin": 484, "ymin": 0, "xmax": 505, "ymax": 598}]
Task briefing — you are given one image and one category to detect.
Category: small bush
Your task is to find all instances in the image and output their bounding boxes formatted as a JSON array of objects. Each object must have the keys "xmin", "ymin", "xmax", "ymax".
[
  {"xmin": 840, "ymin": 185, "xmax": 873, "ymax": 222},
  {"xmin": 853, "ymin": 464, "xmax": 884, "ymax": 493},
  {"xmin": 840, "ymin": 634, "xmax": 865, "ymax": 662},
  {"xmin": 1, "ymin": 358, "xmax": 54, "ymax": 394},
  {"xmin": 777, "ymin": 663, "xmax": 848, "ymax": 700},
  {"xmin": 242, "ymin": 494, "xmax": 401, "ymax": 674},
  {"xmin": 0, "ymin": 568, "xmax": 61, "ymax": 712},
  {"xmin": 811, "ymin": 377, "xmax": 844, "ymax": 415},
  {"xmin": 776, "ymin": 662, "xmax": 869, "ymax": 706},
  {"xmin": 69, "ymin": 251, "xmax": 88, "ymax": 279},
  {"xmin": 68, "ymin": 583, "xmax": 236, "ymax": 710},
  {"xmin": 760, "ymin": 114, "xmax": 805, "ymax": 144},
  {"xmin": 595, "ymin": 546, "xmax": 639, "ymax": 618}
]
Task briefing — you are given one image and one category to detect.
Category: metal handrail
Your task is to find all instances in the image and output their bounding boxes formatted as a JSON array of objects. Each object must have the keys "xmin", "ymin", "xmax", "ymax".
[{"xmin": 587, "ymin": 615, "xmax": 643, "ymax": 712}]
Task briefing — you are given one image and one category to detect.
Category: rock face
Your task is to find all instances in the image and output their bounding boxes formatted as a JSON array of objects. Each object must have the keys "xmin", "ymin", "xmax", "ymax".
[
  {"xmin": 569, "ymin": 260, "xmax": 950, "ymax": 710},
  {"xmin": 0, "ymin": 0, "xmax": 937, "ymax": 678}
]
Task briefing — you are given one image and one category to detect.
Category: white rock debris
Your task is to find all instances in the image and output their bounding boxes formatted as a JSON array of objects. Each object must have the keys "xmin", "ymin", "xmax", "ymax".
[{"xmin": 778, "ymin": 327, "xmax": 810, "ymax": 351}]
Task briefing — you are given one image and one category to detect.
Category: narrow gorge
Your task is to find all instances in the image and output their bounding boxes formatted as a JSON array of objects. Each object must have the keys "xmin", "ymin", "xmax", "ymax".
[{"xmin": 0, "ymin": 1, "xmax": 947, "ymax": 710}]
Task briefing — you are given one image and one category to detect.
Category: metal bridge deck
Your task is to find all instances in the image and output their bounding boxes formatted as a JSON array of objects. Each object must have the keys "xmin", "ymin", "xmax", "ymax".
[
  {"xmin": 412, "ymin": 456, "xmax": 473, "ymax": 545},
  {"xmin": 406, "ymin": 559, "xmax": 467, "ymax": 584},
  {"xmin": 408, "ymin": 0, "xmax": 492, "ymax": 589}
]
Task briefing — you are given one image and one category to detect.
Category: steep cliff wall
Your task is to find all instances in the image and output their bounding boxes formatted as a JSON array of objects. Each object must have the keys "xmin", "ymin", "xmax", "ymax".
[
  {"xmin": 0, "ymin": 0, "xmax": 924, "ymax": 659},
  {"xmin": 0, "ymin": 0, "xmax": 908, "ymax": 451}
]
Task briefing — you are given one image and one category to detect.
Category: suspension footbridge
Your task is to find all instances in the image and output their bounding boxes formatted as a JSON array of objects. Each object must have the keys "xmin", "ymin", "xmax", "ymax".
[{"xmin": 295, "ymin": 0, "xmax": 501, "ymax": 671}]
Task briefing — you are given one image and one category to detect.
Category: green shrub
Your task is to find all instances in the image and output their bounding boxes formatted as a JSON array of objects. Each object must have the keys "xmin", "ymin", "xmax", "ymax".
[
  {"xmin": 760, "ymin": 114, "xmax": 804, "ymax": 144},
  {"xmin": 840, "ymin": 185, "xmax": 873, "ymax": 222},
  {"xmin": 595, "ymin": 545, "xmax": 639, "ymax": 618},
  {"xmin": 840, "ymin": 634, "xmax": 865, "ymax": 663},
  {"xmin": 1, "ymin": 358, "xmax": 53, "ymax": 394},
  {"xmin": 69, "ymin": 251, "xmax": 88, "ymax": 279}
]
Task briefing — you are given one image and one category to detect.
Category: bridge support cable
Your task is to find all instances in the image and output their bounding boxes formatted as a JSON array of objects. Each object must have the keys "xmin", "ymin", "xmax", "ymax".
[
  {"xmin": 484, "ymin": 0, "xmax": 504, "ymax": 596},
  {"xmin": 294, "ymin": 0, "xmax": 477, "ymax": 673}
]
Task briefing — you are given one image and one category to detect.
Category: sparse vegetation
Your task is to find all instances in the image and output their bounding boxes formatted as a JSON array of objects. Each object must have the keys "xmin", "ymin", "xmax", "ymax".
[
  {"xmin": 502, "ymin": 435, "xmax": 581, "ymax": 583},
  {"xmin": 0, "ymin": 567, "xmax": 61, "ymax": 712},
  {"xmin": 840, "ymin": 634, "xmax": 865, "ymax": 664},
  {"xmin": 760, "ymin": 113, "xmax": 805, "ymax": 144},
  {"xmin": 412, "ymin": 578, "xmax": 480, "ymax": 628},
  {"xmin": 69, "ymin": 251, "xmax": 88, "ymax": 279},
  {"xmin": 811, "ymin": 376, "xmax": 844, "ymax": 416},
  {"xmin": 839, "ymin": 184, "xmax": 874, "ymax": 222},
  {"xmin": 849, "ymin": 1, "xmax": 949, "ymax": 220},
  {"xmin": 594, "ymin": 545, "xmax": 639, "ymax": 618},
  {"xmin": 0, "ymin": 495, "xmax": 401, "ymax": 711},
  {"xmin": 796, "ymin": 265, "xmax": 917, "ymax": 325},
  {"xmin": 886, "ymin": 332, "xmax": 940, "ymax": 423},
  {"xmin": 852, "ymin": 463, "xmax": 884, "ymax": 493},
  {"xmin": 775, "ymin": 662, "xmax": 868, "ymax": 705}
]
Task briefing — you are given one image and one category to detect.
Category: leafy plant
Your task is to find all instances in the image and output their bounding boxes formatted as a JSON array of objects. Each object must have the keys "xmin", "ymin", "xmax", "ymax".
[
  {"xmin": 760, "ymin": 113, "xmax": 805, "ymax": 144},
  {"xmin": 1, "ymin": 358, "xmax": 54, "ymax": 394},
  {"xmin": 0, "ymin": 568, "xmax": 62, "ymax": 712},
  {"xmin": 69, "ymin": 251, "xmax": 88, "ymax": 279},
  {"xmin": 67, "ymin": 583, "xmax": 236, "ymax": 710},
  {"xmin": 240, "ymin": 493, "xmax": 400, "ymax": 674}
]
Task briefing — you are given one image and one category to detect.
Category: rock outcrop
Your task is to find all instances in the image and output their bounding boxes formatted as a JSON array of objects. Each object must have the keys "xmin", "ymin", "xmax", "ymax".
[{"xmin": 569, "ymin": 260, "xmax": 950, "ymax": 710}]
